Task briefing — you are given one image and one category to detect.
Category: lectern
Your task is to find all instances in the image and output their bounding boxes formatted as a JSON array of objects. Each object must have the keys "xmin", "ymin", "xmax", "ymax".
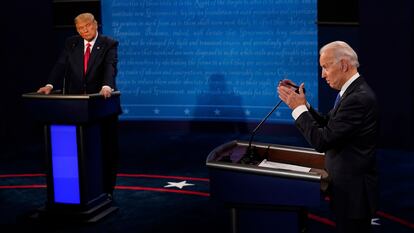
[
  {"xmin": 22, "ymin": 92, "xmax": 122, "ymax": 223},
  {"xmin": 206, "ymin": 140, "xmax": 327, "ymax": 233}
]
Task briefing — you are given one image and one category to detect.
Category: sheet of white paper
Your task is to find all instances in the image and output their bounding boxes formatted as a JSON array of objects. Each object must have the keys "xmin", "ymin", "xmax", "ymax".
[{"xmin": 258, "ymin": 159, "xmax": 311, "ymax": 172}]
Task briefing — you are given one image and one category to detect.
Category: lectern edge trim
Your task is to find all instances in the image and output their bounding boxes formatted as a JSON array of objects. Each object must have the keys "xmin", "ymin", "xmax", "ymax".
[
  {"xmin": 206, "ymin": 161, "xmax": 321, "ymax": 182},
  {"xmin": 21, "ymin": 91, "xmax": 121, "ymax": 100}
]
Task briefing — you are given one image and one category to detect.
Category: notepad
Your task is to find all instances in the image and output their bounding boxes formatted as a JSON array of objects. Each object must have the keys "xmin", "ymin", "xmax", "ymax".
[{"xmin": 258, "ymin": 159, "xmax": 311, "ymax": 172}]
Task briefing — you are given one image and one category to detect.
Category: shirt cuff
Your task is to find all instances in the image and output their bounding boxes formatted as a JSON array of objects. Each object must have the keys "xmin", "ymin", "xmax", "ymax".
[
  {"xmin": 292, "ymin": 105, "xmax": 308, "ymax": 120},
  {"xmin": 46, "ymin": 84, "xmax": 53, "ymax": 89}
]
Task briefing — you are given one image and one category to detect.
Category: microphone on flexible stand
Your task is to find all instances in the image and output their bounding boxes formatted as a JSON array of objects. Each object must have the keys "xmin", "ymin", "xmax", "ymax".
[
  {"xmin": 62, "ymin": 75, "xmax": 66, "ymax": 95},
  {"xmin": 240, "ymin": 82, "xmax": 305, "ymax": 164},
  {"xmin": 241, "ymin": 100, "xmax": 283, "ymax": 164}
]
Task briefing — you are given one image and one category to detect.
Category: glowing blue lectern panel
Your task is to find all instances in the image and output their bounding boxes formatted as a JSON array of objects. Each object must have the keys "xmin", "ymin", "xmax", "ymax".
[{"xmin": 50, "ymin": 125, "xmax": 80, "ymax": 204}]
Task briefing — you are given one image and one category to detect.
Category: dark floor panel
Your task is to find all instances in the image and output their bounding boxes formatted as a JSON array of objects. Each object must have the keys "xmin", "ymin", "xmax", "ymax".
[{"xmin": 1, "ymin": 132, "xmax": 413, "ymax": 233}]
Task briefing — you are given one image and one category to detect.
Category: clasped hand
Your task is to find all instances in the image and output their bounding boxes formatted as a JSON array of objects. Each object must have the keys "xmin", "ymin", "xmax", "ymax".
[
  {"xmin": 277, "ymin": 79, "xmax": 307, "ymax": 110},
  {"xmin": 37, "ymin": 86, "xmax": 52, "ymax": 95},
  {"xmin": 99, "ymin": 87, "xmax": 112, "ymax": 98}
]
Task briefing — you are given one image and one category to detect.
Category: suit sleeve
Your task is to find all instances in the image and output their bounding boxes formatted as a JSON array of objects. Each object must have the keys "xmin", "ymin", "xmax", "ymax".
[
  {"xmin": 308, "ymin": 106, "xmax": 329, "ymax": 126},
  {"xmin": 295, "ymin": 94, "xmax": 370, "ymax": 152},
  {"xmin": 102, "ymin": 40, "xmax": 119, "ymax": 89}
]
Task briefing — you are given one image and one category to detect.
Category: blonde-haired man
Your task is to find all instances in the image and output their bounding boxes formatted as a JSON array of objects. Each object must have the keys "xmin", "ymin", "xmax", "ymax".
[
  {"xmin": 38, "ymin": 13, "xmax": 121, "ymax": 199},
  {"xmin": 38, "ymin": 12, "xmax": 118, "ymax": 98}
]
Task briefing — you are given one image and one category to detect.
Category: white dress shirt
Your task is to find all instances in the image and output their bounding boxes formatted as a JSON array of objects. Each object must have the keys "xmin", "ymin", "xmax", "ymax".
[{"xmin": 292, "ymin": 72, "xmax": 360, "ymax": 120}]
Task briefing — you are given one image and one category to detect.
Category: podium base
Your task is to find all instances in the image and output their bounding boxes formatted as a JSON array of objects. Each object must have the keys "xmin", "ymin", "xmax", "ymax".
[{"xmin": 28, "ymin": 199, "xmax": 118, "ymax": 224}]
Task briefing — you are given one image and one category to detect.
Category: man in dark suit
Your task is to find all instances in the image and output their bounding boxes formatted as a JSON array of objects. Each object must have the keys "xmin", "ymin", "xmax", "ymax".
[
  {"xmin": 38, "ymin": 12, "xmax": 118, "ymax": 96},
  {"xmin": 278, "ymin": 41, "xmax": 379, "ymax": 233},
  {"xmin": 38, "ymin": 13, "xmax": 121, "ymax": 198}
]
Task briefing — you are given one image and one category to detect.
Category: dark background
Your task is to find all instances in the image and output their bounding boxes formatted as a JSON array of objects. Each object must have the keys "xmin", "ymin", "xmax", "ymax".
[{"xmin": 1, "ymin": 0, "xmax": 414, "ymax": 163}]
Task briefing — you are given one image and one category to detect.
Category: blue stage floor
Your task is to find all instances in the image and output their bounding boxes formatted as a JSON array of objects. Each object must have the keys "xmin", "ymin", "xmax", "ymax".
[{"xmin": 0, "ymin": 131, "xmax": 413, "ymax": 233}]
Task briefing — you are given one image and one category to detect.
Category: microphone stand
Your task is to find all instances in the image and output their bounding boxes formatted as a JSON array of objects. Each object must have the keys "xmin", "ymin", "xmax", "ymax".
[
  {"xmin": 242, "ymin": 100, "xmax": 283, "ymax": 164},
  {"xmin": 62, "ymin": 42, "xmax": 76, "ymax": 95},
  {"xmin": 62, "ymin": 77, "xmax": 66, "ymax": 95},
  {"xmin": 62, "ymin": 55, "xmax": 70, "ymax": 95},
  {"xmin": 240, "ymin": 82, "xmax": 304, "ymax": 164}
]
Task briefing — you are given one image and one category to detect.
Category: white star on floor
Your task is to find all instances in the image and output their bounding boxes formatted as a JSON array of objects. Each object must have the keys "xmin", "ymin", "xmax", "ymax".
[
  {"xmin": 164, "ymin": 180, "xmax": 195, "ymax": 189},
  {"xmin": 371, "ymin": 218, "xmax": 380, "ymax": 225}
]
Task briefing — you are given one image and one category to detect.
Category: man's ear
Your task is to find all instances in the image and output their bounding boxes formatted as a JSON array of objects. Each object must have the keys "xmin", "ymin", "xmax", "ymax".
[{"xmin": 341, "ymin": 61, "xmax": 348, "ymax": 72}]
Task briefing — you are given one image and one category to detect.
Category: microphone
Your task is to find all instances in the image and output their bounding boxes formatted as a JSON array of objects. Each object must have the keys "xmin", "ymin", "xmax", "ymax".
[
  {"xmin": 240, "ymin": 100, "xmax": 283, "ymax": 164},
  {"xmin": 240, "ymin": 81, "xmax": 305, "ymax": 164}
]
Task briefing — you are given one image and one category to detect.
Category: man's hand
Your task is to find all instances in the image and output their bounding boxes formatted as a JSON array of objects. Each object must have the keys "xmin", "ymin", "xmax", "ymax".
[
  {"xmin": 279, "ymin": 79, "xmax": 297, "ymax": 88},
  {"xmin": 100, "ymin": 86, "xmax": 112, "ymax": 98},
  {"xmin": 277, "ymin": 82, "xmax": 307, "ymax": 110},
  {"xmin": 37, "ymin": 86, "xmax": 52, "ymax": 95}
]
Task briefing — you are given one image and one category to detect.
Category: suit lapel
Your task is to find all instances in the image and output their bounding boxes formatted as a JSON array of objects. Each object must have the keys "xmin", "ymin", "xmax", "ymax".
[
  {"xmin": 340, "ymin": 76, "xmax": 364, "ymax": 102},
  {"xmin": 331, "ymin": 76, "xmax": 364, "ymax": 115},
  {"xmin": 85, "ymin": 35, "xmax": 104, "ymax": 76},
  {"xmin": 71, "ymin": 37, "xmax": 84, "ymax": 79}
]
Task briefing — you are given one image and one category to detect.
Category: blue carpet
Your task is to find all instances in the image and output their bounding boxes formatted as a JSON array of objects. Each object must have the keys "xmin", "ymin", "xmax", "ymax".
[{"xmin": 0, "ymin": 132, "xmax": 413, "ymax": 233}]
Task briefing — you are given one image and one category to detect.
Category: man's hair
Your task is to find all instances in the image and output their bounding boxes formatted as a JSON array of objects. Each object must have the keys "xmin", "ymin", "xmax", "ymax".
[
  {"xmin": 74, "ymin": 13, "xmax": 97, "ymax": 25},
  {"xmin": 320, "ymin": 41, "xmax": 360, "ymax": 68}
]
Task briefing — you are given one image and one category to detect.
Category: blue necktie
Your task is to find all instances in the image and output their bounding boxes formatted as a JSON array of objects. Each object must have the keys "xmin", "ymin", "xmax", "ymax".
[{"xmin": 334, "ymin": 93, "xmax": 341, "ymax": 109}]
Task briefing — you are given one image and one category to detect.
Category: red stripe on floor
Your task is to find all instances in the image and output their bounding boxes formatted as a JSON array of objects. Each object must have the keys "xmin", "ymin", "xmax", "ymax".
[
  {"xmin": 117, "ymin": 173, "xmax": 209, "ymax": 182},
  {"xmin": 0, "ymin": 173, "xmax": 46, "ymax": 178},
  {"xmin": 307, "ymin": 213, "xmax": 336, "ymax": 227},
  {"xmin": 376, "ymin": 210, "xmax": 414, "ymax": 229},
  {"xmin": 0, "ymin": 184, "xmax": 46, "ymax": 189}
]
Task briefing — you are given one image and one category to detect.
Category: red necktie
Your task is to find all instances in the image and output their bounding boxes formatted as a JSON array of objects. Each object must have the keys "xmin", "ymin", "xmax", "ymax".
[{"xmin": 84, "ymin": 43, "xmax": 91, "ymax": 75}]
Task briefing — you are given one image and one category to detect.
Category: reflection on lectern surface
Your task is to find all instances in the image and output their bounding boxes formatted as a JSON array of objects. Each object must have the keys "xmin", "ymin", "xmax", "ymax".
[{"xmin": 206, "ymin": 140, "xmax": 329, "ymax": 190}]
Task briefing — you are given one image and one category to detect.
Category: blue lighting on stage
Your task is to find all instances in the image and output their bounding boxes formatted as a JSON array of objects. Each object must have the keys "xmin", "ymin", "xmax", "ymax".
[
  {"xmin": 101, "ymin": 0, "xmax": 318, "ymax": 122},
  {"xmin": 50, "ymin": 125, "xmax": 80, "ymax": 204}
]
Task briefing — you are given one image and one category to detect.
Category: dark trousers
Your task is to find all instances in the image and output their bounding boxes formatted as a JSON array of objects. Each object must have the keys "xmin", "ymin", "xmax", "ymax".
[
  {"xmin": 336, "ymin": 217, "xmax": 371, "ymax": 233},
  {"xmin": 329, "ymin": 185, "xmax": 372, "ymax": 233}
]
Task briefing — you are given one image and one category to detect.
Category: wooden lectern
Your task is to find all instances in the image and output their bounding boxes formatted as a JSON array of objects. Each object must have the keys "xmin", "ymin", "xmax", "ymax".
[
  {"xmin": 206, "ymin": 140, "xmax": 327, "ymax": 233},
  {"xmin": 22, "ymin": 92, "xmax": 122, "ymax": 223}
]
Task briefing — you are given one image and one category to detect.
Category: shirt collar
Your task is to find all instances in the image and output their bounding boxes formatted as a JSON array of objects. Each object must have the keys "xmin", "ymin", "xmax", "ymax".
[
  {"xmin": 84, "ymin": 31, "xmax": 98, "ymax": 49},
  {"xmin": 340, "ymin": 72, "xmax": 360, "ymax": 96}
]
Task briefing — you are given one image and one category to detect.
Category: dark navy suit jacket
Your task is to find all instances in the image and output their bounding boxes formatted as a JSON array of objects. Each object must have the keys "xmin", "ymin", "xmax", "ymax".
[
  {"xmin": 48, "ymin": 34, "xmax": 118, "ymax": 94},
  {"xmin": 47, "ymin": 34, "xmax": 121, "ymax": 194},
  {"xmin": 295, "ymin": 76, "xmax": 379, "ymax": 218}
]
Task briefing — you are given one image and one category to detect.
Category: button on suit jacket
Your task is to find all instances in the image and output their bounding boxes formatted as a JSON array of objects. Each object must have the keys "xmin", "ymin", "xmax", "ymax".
[{"xmin": 295, "ymin": 76, "xmax": 379, "ymax": 218}]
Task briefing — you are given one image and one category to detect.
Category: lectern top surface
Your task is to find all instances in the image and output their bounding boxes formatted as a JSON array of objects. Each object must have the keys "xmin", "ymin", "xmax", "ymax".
[{"xmin": 22, "ymin": 91, "xmax": 121, "ymax": 100}]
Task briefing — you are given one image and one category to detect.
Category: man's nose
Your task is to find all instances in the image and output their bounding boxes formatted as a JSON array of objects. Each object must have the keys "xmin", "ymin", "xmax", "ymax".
[{"xmin": 321, "ymin": 70, "xmax": 327, "ymax": 79}]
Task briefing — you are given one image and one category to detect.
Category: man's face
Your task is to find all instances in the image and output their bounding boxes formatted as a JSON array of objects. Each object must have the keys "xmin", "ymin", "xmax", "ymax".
[
  {"xmin": 76, "ymin": 19, "xmax": 97, "ymax": 41},
  {"xmin": 319, "ymin": 50, "xmax": 345, "ymax": 90}
]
